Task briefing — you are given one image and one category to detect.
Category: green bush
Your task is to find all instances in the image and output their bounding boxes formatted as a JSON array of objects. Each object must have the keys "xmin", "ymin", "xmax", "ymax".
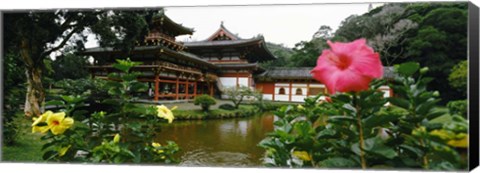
[
  {"xmin": 219, "ymin": 103, "xmax": 235, "ymax": 110},
  {"xmin": 194, "ymin": 95, "xmax": 216, "ymax": 112},
  {"xmin": 447, "ymin": 100, "xmax": 467, "ymax": 118}
]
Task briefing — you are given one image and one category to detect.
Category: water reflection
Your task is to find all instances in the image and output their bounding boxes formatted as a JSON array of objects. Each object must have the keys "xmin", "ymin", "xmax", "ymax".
[{"xmin": 155, "ymin": 113, "xmax": 274, "ymax": 167}]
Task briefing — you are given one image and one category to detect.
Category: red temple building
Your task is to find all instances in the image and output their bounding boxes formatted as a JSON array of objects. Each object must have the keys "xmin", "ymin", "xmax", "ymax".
[{"xmin": 80, "ymin": 12, "xmax": 392, "ymax": 103}]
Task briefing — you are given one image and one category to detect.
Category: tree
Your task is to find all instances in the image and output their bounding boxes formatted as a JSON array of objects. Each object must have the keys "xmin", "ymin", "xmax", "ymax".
[
  {"xmin": 4, "ymin": 9, "xmax": 155, "ymax": 116},
  {"xmin": 223, "ymin": 86, "xmax": 257, "ymax": 109},
  {"xmin": 448, "ymin": 60, "xmax": 467, "ymax": 97},
  {"xmin": 260, "ymin": 42, "xmax": 293, "ymax": 69}
]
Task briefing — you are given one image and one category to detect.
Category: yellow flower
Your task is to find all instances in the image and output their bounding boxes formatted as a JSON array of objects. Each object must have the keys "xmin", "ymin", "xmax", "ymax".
[
  {"xmin": 58, "ymin": 145, "xmax": 71, "ymax": 157},
  {"xmin": 152, "ymin": 142, "xmax": 165, "ymax": 154},
  {"xmin": 292, "ymin": 151, "xmax": 311, "ymax": 161},
  {"xmin": 297, "ymin": 104, "xmax": 305, "ymax": 110},
  {"xmin": 152, "ymin": 142, "xmax": 161, "ymax": 148},
  {"xmin": 32, "ymin": 111, "xmax": 52, "ymax": 133},
  {"xmin": 429, "ymin": 129, "xmax": 454, "ymax": 140},
  {"xmin": 113, "ymin": 134, "xmax": 120, "ymax": 143},
  {"xmin": 156, "ymin": 105, "xmax": 176, "ymax": 123},
  {"xmin": 447, "ymin": 133, "xmax": 468, "ymax": 148},
  {"xmin": 46, "ymin": 112, "xmax": 74, "ymax": 135}
]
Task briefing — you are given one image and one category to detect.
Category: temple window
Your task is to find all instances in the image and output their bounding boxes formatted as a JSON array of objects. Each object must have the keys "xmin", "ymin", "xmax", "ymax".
[
  {"xmin": 279, "ymin": 87, "xmax": 286, "ymax": 95},
  {"xmin": 295, "ymin": 88, "xmax": 303, "ymax": 95}
]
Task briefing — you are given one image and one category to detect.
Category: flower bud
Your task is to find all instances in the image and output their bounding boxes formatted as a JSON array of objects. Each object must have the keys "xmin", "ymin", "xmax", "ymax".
[
  {"xmin": 420, "ymin": 67, "xmax": 429, "ymax": 74},
  {"xmin": 432, "ymin": 91, "xmax": 440, "ymax": 97},
  {"xmin": 297, "ymin": 104, "xmax": 305, "ymax": 110},
  {"xmin": 113, "ymin": 134, "xmax": 120, "ymax": 143}
]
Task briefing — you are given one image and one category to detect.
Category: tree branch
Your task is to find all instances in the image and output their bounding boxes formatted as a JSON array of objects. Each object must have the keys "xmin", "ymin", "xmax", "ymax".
[{"xmin": 40, "ymin": 27, "xmax": 82, "ymax": 59}]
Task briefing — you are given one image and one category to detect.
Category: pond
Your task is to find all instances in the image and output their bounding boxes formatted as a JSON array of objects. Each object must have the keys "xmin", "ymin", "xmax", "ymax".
[{"xmin": 155, "ymin": 112, "xmax": 275, "ymax": 167}]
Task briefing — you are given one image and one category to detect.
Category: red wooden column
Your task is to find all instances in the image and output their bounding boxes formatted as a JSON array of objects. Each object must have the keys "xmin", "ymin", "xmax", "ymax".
[
  {"xmin": 185, "ymin": 77, "xmax": 189, "ymax": 100},
  {"xmin": 154, "ymin": 73, "xmax": 160, "ymax": 101},
  {"xmin": 306, "ymin": 81, "xmax": 310, "ymax": 96},
  {"xmin": 175, "ymin": 77, "xmax": 179, "ymax": 100},
  {"xmin": 209, "ymin": 83, "xmax": 214, "ymax": 96},
  {"xmin": 193, "ymin": 81, "xmax": 197, "ymax": 98},
  {"xmin": 288, "ymin": 81, "xmax": 293, "ymax": 102}
]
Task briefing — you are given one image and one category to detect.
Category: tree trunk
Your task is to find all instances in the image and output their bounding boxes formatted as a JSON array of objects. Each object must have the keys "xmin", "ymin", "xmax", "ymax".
[
  {"xmin": 20, "ymin": 38, "xmax": 45, "ymax": 117},
  {"xmin": 24, "ymin": 67, "xmax": 45, "ymax": 117}
]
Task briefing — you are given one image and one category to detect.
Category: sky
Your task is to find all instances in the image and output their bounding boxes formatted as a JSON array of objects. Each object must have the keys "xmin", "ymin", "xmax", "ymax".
[
  {"xmin": 82, "ymin": 3, "xmax": 384, "ymax": 49},
  {"xmin": 163, "ymin": 3, "xmax": 383, "ymax": 48}
]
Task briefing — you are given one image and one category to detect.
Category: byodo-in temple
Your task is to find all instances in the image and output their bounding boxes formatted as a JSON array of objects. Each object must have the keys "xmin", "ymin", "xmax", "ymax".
[{"xmin": 80, "ymin": 11, "xmax": 393, "ymax": 102}]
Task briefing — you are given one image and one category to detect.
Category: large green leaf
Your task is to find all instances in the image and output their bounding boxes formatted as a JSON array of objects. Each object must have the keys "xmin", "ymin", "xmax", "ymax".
[
  {"xmin": 388, "ymin": 97, "xmax": 410, "ymax": 110},
  {"xmin": 396, "ymin": 62, "xmax": 420, "ymax": 76},
  {"xmin": 320, "ymin": 157, "xmax": 358, "ymax": 168},
  {"xmin": 363, "ymin": 113, "xmax": 401, "ymax": 129}
]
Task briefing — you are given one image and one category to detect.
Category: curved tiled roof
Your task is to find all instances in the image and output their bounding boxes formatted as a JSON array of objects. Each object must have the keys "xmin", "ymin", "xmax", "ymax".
[{"xmin": 255, "ymin": 66, "xmax": 395, "ymax": 80}]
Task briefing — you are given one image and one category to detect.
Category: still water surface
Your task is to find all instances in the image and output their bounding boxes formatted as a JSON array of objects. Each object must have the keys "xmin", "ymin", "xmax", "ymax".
[{"xmin": 156, "ymin": 113, "xmax": 274, "ymax": 167}]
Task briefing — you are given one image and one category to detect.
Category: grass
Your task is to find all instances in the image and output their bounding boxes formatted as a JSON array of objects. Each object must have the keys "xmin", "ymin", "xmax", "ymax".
[
  {"xmin": 172, "ymin": 104, "xmax": 259, "ymax": 120},
  {"xmin": 2, "ymin": 116, "xmax": 45, "ymax": 162}
]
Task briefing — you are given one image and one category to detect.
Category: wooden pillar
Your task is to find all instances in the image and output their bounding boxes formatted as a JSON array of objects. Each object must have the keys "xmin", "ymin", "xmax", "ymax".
[
  {"xmin": 272, "ymin": 83, "xmax": 276, "ymax": 101},
  {"xmin": 185, "ymin": 77, "xmax": 189, "ymax": 100},
  {"xmin": 175, "ymin": 77, "xmax": 179, "ymax": 100},
  {"xmin": 288, "ymin": 81, "xmax": 292, "ymax": 102},
  {"xmin": 306, "ymin": 81, "xmax": 310, "ymax": 96},
  {"xmin": 209, "ymin": 83, "xmax": 214, "ymax": 96},
  {"xmin": 154, "ymin": 74, "xmax": 159, "ymax": 101},
  {"xmin": 194, "ymin": 81, "xmax": 197, "ymax": 98},
  {"xmin": 236, "ymin": 76, "xmax": 239, "ymax": 88}
]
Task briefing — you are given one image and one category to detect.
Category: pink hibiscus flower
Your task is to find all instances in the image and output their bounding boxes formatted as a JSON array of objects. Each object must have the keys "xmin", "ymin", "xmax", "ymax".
[{"xmin": 311, "ymin": 38, "xmax": 383, "ymax": 94}]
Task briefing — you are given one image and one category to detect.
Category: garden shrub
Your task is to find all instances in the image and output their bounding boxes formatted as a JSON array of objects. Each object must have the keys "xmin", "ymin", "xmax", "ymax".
[
  {"xmin": 447, "ymin": 100, "xmax": 467, "ymax": 118},
  {"xmin": 258, "ymin": 60, "xmax": 468, "ymax": 170},
  {"xmin": 32, "ymin": 59, "xmax": 180, "ymax": 164},
  {"xmin": 194, "ymin": 95, "xmax": 216, "ymax": 112},
  {"xmin": 219, "ymin": 103, "xmax": 235, "ymax": 110}
]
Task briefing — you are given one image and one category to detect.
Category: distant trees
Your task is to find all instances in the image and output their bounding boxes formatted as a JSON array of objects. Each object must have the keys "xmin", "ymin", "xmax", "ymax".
[
  {"xmin": 52, "ymin": 53, "xmax": 90, "ymax": 81},
  {"xmin": 262, "ymin": 2, "xmax": 468, "ymax": 103}
]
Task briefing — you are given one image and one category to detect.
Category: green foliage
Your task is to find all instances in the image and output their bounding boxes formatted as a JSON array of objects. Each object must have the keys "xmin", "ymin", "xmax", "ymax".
[
  {"xmin": 447, "ymin": 100, "xmax": 467, "ymax": 118},
  {"xmin": 260, "ymin": 42, "xmax": 294, "ymax": 68},
  {"xmin": 219, "ymin": 103, "xmax": 236, "ymax": 110},
  {"xmin": 52, "ymin": 53, "xmax": 90, "ymax": 81},
  {"xmin": 448, "ymin": 60, "xmax": 467, "ymax": 96},
  {"xmin": 331, "ymin": 3, "xmax": 468, "ymax": 103},
  {"xmin": 2, "ymin": 51, "xmax": 26, "ymax": 145},
  {"xmin": 258, "ymin": 62, "xmax": 468, "ymax": 170},
  {"xmin": 193, "ymin": 95, "xmax": 217, "ymax": 112},
  {"xmin": 32, "ymin": 59, "xmax": 179, "ymax": 164}
]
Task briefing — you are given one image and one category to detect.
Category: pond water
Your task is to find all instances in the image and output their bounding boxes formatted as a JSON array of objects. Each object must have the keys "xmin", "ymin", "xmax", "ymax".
[{"xmin": 155, "ymin": 113, "xmax": 275, "ymax": 167}]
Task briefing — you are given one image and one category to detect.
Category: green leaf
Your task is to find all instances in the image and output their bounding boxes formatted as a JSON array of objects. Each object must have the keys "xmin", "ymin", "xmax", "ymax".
[
  {"xmin": 396, "ymin": 62, "xmax": 420, "ymax": 76},
  {"xmin": 42, "ymin": 150, "xmax": 58, "ymax": 160},
  {"xmin": 362, "ymin": 137, "xmax": 398, "ymax": 159},
  {"xmin": 113, "ymin": 63, "xmax": 131, "ymax": 72},
  {"xmin": 388, "ymin": 97, "xmax": 410, "ymax": 110},
  {"xmin": 327, "ymin": 116, "xmax": 356, "ymax": 123},
  {"xmin": 320, "ymin": 157, "xmax": 358, "ymax": 168},
  {"xmin": 363, "ymin": 113, "xmax": 401, "ymax": 129}
]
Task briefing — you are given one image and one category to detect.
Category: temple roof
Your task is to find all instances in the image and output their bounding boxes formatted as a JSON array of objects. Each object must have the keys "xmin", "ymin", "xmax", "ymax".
[
  {"xmin": 78, "ymin": 45, "xmax": 217, "ymax": 69},
  {"xmin": 216, "ymin": 63, "xmax": 265, "ymax": 71},
  {"xmin": 151, "ymin": 10, "xmax": 194, "ymax": 36},
  {"xmin": 184, "ymin": 37, "xmax": 263, "ymax": 47},
  {"xmin": 205, "ymin": 22, "xmax": 241, "ymax": 41},
  {"xmin": 255, "ymin": 67, "xmax": 396, "ymax": 80}
]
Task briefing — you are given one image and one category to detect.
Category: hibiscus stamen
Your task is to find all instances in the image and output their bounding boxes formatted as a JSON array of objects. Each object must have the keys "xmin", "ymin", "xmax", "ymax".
[{"xmin": 327, "ymin": 54, "xmax": 351, "ymax": 70}]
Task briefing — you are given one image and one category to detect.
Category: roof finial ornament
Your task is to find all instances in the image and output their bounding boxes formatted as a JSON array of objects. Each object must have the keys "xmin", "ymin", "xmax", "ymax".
[{"xmin": 221, "ymin": 21, "xmax": 224, "ymax": 27}]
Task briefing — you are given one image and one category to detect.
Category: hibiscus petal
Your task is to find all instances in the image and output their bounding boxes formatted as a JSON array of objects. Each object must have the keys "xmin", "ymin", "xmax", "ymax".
[
  {"xmin": 335, "ymin": 70, "xmax": 373, "ymax": 92},
  {"xmin": 62, "ymin": 117, "xmax": 74, "ymax": 128}
]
